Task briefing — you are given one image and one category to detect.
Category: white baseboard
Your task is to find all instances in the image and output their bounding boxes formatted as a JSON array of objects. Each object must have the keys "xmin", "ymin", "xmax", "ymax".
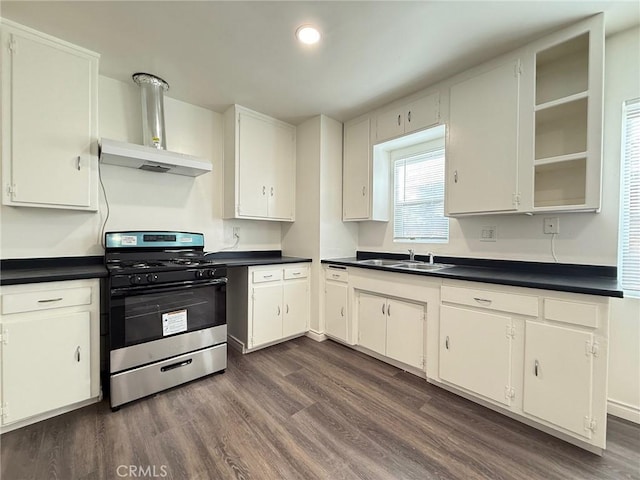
[
  {"xmin": 305, "ymin": 330, "xmax": 327, "ymax": 342},
  {"xmin": 608, "ymin": 399, "xmax": 640, "ymax": 424}
]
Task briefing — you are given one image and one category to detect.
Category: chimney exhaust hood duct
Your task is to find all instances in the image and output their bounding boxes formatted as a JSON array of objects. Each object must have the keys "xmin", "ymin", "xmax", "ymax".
[{"xmin": 99, "ymin": 73, "xmax": 212, "ymax": 177}]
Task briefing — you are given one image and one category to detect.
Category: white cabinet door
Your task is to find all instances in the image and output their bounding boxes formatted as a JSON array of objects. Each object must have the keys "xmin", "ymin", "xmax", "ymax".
[
  {"xmin": 282, "ymin": 280, "xmax": 309, "ymax": 338},
  {"xmin": 2, "ymin": 26, "xmax": 97, "ymax": 210},
  {"xmin": 251, "ymin": 284, "xmax": 283, "ymax": 348},
  {"xmin": 375, "ymin": 108, "xmax": 405, "ymax": 142},
  {"xmin": 447, "ymin": 60, "xmax": 520, "ymax": 215},
  {"xmin": 386, "ymin": 299, "xmax": 425, "ymax": 369},
  {"xmin": 404, "ymin": 93, "xmax": 439, "ymax": 134},
  {"xmin": 439, "ymin": 305, "xmax": 513, "ymax": 405},
  {"xmin": 357, "ymin": 293, "xmax": 386, "ymax": 355},
  {"xmin": 343, "ymin": 117, "xmax": 371, "ymax": 220},
  {"xmin": 269, "ymin": 121, "xmax": 296, "ymax": 220},
  {"xmin": 1, "ymin": 311, "xmax": 91, "ymax": 425},
  {"xmin": 237, "ymin": 112, "xmax": 271, "ymax": 218},
  {"xmin": 325, "ymin": 281, "xmax": 348, "ymax": 342},
  {"xmin": 523, "ymin": 321, "xmax": 594, "ymax": 438}
]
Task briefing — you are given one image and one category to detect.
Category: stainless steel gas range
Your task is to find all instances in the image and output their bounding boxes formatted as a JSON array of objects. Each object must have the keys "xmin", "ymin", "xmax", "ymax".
[{"xmin": 104, "ymin": 231, "xmax": 226, "ymax": 409}]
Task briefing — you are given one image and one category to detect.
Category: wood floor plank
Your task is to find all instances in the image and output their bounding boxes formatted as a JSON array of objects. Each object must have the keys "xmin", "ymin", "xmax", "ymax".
[{"xmin": 1, "ymin": 337, "xmax": 638, "ymax": 480}]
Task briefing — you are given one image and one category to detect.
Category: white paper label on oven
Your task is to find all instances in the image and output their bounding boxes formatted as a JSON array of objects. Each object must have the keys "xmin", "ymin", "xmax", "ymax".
[
  {"xmin": 162, "ymin": 309, "xmax": 187, "ymax": 336},
  {"xmin": 121, "ymin": 235, "xmax": 138, "ymax": 246}
]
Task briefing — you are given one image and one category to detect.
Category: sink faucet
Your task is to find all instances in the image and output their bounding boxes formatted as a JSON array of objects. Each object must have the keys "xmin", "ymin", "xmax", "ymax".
[
  {"xmin": 408, "ymin": 249, "xmax": 415, "ymax": 261},
  {"xmin": 427, "ymin": 252, "xmax": 434, "ymax": 265}
]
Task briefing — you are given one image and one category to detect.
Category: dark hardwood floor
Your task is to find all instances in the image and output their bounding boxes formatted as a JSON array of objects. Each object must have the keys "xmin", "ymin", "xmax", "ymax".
[{"xmin": 2, "ymin": 337, "xmax": 639, "ymax": 480}]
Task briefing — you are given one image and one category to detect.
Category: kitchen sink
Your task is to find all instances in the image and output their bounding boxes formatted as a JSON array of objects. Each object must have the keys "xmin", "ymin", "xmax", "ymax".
[
  {"xmin": 391, "ymin": 262, "xmax": 452, "ymax": 271},
  {"xmin": 356, "ymin": 258, "xmax": 403, "ymax": 266}
]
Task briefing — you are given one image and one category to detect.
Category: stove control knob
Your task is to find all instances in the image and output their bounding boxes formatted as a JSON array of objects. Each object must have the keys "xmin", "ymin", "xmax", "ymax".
[
  {"xmin": 147, "ymin": 274, "xmax": 158, "ymax": 283},
  {"xmin": 129, "ymin": 275, "xmax": 143, "ymax": 285},
  {"xmin": 195, "ymin": 270, "xmax": 205, "ymax": 279},
  {"xmin": 207, "ymin": 269, "xmax": 216, "ymax": 278}
]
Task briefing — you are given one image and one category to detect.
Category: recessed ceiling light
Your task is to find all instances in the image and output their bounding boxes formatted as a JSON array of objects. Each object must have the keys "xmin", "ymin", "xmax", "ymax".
[{"xmin": 296, "ymin": 25, "xmax": 321, "ymax": 45}]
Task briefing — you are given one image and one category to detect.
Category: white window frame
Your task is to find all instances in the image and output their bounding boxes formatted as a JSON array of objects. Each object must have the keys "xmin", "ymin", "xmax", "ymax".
[
  {"xmin": 392, "ymin": 140, "xmax": 449, "ymax": 244},
  {"xmin": 618, "ymin": 97, "xmax": 640, "ymax": 297}
]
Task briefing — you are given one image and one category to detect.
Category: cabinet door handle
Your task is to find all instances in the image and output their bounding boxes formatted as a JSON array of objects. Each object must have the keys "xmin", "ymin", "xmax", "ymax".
[
  {"xmin": 387, "ymin": 304, "xmax": 391, "ymax": 316},
  {"xmin": 445, "ymin": 336, "xmax": 450, "ymax": 350},
  {"xmin": 292, "ymin": 272, "xmax": 301, "ymax": 276},
  {"xmin": 382, "ymin": 303, "xmax": 385, "ymax": 315},
  {"xmin": 454, "ymin": 170, "xmax": 458, "ymax": 183},
  {"xmin": 77, "ymin": 156, "xmax": 81, "ymax": 171},
  {"xmin": 362, "ymin": 186, "xmax": 366, "ymax": 196},
  {"xmin": 38, "ymin": 297, "xmax": 63, "ymax": 303},
  {"xmin": 397, "ymin": 114, "xmax": 401, "ymax": 126},
  {"xmin": 270, "ymin": 186, "xmax": 274, "ymax": 197},
  {"xmin": 263, "ymin": 274, "xmax": 273, "ymax": 278},
  {"xmin": 340, "ymin": 307, "xmax": 344, "ymax": 317},
  {"xmin": 473, "ymin": 297, "xmax": 492, "ymax": 305},
  {"xmin": 407, "ymin": 111, "xmax": 412, "ymax": 123},
  {"xmin": 534, "ymin": 359, "xmax": 539, "ymax": 377},
  {"xmin": 332, "ymin": 273, "xmax": 340, "ymax": 279},
  {"xmin": 75, "ymin": 346, "xmax": 81, "ymax": 362},
  {"xmin": 286, "ymin": 304, "xmax": 289, "ymax": 314},
  {"xmin": 277, "ymin": 306, "xmax": 281, "ymax": 316}
]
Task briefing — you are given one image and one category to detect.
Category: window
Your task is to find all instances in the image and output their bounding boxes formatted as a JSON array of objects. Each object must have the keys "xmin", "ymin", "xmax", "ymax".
[
  {"xmin": 619, "ymin": 98, "xmax": 640, "ymax": 295},
  {"xmin": 393, "ymin": 145, "xmax": 448, "ymax": 243}
]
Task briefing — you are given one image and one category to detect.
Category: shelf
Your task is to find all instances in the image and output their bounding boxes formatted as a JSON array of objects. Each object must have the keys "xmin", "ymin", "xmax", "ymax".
[
  {"xmin": 536, "ymin": 32, "xmax": 589, "ymax": 105},
  {"xmin": 534, "ymin": 158, "xmax": 586, "ymax": 208},
  {"xmin": 535, "ymin": 97, "xmax": 587, "ymax": 160},
  {"xmin": 535, "ymin": 91, "xmax": 588, "ymax": 112},
  {"xmin": 534, "ymin": 151, "xmax": 588, "ymax": 167}
]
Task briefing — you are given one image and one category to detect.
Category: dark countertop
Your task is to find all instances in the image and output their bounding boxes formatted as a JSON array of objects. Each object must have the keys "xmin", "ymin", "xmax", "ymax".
[
  {"xmin": 0, "ymin": 251, "xmax": 311, "ymax": 286},
  {"xmin": 204, "ymin": 250, "xmax": 311, "ymax": 267},
  {"xmin": 322, "ymin": 253, "xmax": 623, "ymax": 298},
  {"xmin": 1, "ymin": 256, "xmax": 108, "ymax": 286}
]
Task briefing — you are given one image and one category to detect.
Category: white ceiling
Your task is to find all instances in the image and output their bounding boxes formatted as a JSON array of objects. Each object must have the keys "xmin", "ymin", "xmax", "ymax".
[{"xmin": 2, "ymin": 1, "xmax": 639, "ymax": 124}]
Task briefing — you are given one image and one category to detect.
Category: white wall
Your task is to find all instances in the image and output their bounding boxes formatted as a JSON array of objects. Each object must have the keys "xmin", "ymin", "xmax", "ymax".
[
  {"xmin": 282, "ymin": 115, "xmax": 357, "ymax": 332},
  {"xmin": 0, "ymin": 76, "xmax": 281, "ymax": 258},
  {"xmin": 602, "ymin": 26, "xmax": 640, "ymax": 423}
]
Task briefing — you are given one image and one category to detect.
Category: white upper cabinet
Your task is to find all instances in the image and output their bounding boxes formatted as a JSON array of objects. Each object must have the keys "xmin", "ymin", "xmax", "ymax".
[
  {"xmin": 446, "ymin": 60, "xmax": 521, "ymax": 215},
  {"xmin": 444, "ymin": 14, "xmax": 604, "ymax": 216},
  {"xmin": 342, "ymin": 116, "xmax": 389, "ymax": 222},
  {"xmin": 527, "ymin": 14, "xmax": 604, "ymax": 212},
  {"xmin": 223, "ymin": 105, "xmax": 296, "ymax": 221},
  {"xmin": 375, "ymin": 92, "xmax": 440, "ymax": 143},
  {"xmin": 1, "ymin": 20, "xmax": 99, "ymax": 211}
]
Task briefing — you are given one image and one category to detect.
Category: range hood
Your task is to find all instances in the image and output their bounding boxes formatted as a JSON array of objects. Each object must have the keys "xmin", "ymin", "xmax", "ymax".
[{"xmin": 99, "ymin": 73, "xmax": 212, "ymax": 177}]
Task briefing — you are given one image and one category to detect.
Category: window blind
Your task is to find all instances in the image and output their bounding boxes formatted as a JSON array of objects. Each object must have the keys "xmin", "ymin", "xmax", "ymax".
[
  {"xmin": 394, "ymin": 149, "xmax": 448, "ymax": 242},
  {"xmin": 620, "ymin": 98, "xmax": 640, "ymax": 295}
]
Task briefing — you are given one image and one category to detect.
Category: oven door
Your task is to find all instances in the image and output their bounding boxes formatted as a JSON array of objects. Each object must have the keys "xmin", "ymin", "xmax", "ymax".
[{"xmin": 109, "ymin": 279, "xmax": 226, "ymax": 351}]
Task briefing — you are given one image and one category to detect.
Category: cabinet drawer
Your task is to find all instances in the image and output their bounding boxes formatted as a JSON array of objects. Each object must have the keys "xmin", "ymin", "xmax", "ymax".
[
  {"xmin": 2, "ymin": 286, "xmax": 92, "ymax": 315},
  {"xmin": 252, "ymin": 269, "xmax": 283, "ymax": 284},
  {"xmin": 284, "ymin": 266, "xmax": 308, "ymax": 280},
  {"xmin": 325, "ymin": 268, "xmax": 348, "ymax": 283},
  {"xmin": 544, "ymin": 298, "xmax": 598, "ymax": 328},
  {"xmin": 441, "ymin": 285, "xmax": 538, "ymax": 317}
]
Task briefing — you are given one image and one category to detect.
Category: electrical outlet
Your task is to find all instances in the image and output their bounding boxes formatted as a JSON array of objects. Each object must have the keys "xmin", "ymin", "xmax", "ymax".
[
  {"xmin": 544, "ymin": 217, "xmax": 559, "ymax": 234},
  {"xmin": 480, "ymin": 226, "xmax": 497, "ymax": 242},
  {"xmin": 232, "ymin": 227, "xmax": 240, "ymax": 237}
]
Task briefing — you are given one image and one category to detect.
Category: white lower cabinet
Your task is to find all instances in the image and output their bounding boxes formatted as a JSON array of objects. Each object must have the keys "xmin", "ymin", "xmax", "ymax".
[
  {"xmin": 358, "ymin": 292, "xmax": 425, "ymax": 370},
  {"xmin": 0, "ymin": 279, "xmax": 100, "ymax": 430},
  {"xmin": 324, "ymin": 268, "xmax": 350, "ymax": 343},
  {"xmin": 435, "ymin": 280, "xmax": 609, "ymax": 451},
  {"xmin": 439, "ymin": 305, "xmax": 513, "ymax": 406},
  {"xmin": 251, "ymin": 282, "xmax": 284, "ymax": 347},
  {"xmin": 227, "ymin": 263, "xmax": 310, "ymax": 352},
  {"xmin": 523, "ymin": 321, "xmax": 596, "ymax": 439}
]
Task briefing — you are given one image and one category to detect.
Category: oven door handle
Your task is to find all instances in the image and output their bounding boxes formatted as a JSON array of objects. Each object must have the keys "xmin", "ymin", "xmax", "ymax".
[{"xmin": 111, "ymin": 278, "xmax": 226, "ymax": 297}]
